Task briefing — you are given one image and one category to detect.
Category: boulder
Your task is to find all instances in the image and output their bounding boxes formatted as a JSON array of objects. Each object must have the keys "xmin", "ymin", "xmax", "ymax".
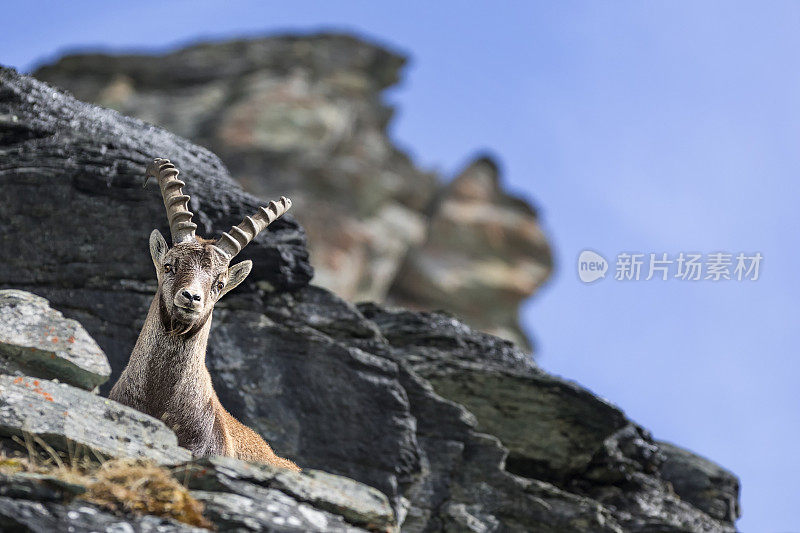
[{"xmin": 0, "ymin": 290, "xmax": 110, "ymax": 390}]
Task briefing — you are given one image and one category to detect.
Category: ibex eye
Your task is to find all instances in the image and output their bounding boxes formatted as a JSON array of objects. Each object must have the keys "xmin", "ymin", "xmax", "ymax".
[{"xmin": 164, "ymin": 264, "xmax": 172, "ymax": 273}]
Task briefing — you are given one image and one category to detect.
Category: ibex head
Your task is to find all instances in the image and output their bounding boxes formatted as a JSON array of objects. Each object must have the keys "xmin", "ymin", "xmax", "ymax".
[{"xmin": 144, "ymin": 158, "xmax": 291, "ymax": 335}]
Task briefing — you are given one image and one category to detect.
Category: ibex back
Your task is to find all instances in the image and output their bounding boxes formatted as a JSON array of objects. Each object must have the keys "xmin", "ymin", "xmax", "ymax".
[{"xmin": 110, "ymin": 158, "xmax": 299, "ymax": 471}]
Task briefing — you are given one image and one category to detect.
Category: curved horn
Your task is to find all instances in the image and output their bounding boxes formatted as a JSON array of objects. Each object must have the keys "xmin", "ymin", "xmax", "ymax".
[
  {"xmin": 143, "ymin": 158, "xmax": 197, "ymax": 245},
  {"xmin": 213, "ymin": 196, "xmax": 292, "ymax": 259}
]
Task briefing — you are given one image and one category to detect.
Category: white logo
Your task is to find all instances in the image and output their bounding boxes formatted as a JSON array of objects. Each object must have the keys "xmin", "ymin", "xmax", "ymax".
[{"xmin": 578, "ymin": 250, "xmax": 608, "ymax": 283}]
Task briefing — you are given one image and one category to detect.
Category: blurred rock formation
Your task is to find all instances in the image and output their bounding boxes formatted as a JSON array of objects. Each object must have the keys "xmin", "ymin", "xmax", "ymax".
[{"xmin": 34, "ymin": 33, "xmax": 552, "ymax": 350}]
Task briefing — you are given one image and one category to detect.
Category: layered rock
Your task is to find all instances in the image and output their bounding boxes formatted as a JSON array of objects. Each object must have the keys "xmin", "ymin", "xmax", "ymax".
[
  {"xmin": 33, "ymin": 34, "xmax": 552, "ymax": 350},
  {"xmin": 658, "ymin": 441, "xmax": 741, "ymax": 523},
  {"xmin": 0, "ymin": 499, "xmax": 204, "ymax": 532},
  {"xmin": 0, "ymin": 373, "xmax": 191, "ymax": 465},
  {"xmin": 177, "ymin": 456, "xmax": 395, "ymax": 532},
  {"xmin": 0, "ymin": 290, "xmax": 110, "ymax": 390},
  {"xmin": 0, "ymin": 66, "xmax": 739, "ymax": 531}
]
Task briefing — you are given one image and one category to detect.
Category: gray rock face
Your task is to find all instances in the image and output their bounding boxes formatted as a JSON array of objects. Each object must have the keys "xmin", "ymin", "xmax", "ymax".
[
  {"xmin": 207, "ymin": 289, "xmax": 419, "ymax": 509},
  {"xmin": 33, "ymin": 34, "xmax": 552, "ymax": 350},
  {"xmin": 0, "ymin": 498, "xmax": 204, "ymax": 533},
  {"xmin": 360, "ymin": 304, "xmax": 629, "ymax": 482},
  {"xmin": 176, "ymin": 456, "xmax": 394, "ymax": 532},
  {"xmin": 192, "ymin": 490, "xmax": 363, "ymax": 532},
  {"xmin": 0, "ymin": 290, "xmax": 111, "ymax": 390},
  {"xmin": 658, "ymin": 441, "xmax": 741, "ymax": 523},
  {"xmin": 0, "ymin": 374, "xmax": 191, "ymax": 464},
  {"xmin": 0, "ymin": 65, "xmax": 740, "ymax": 531}
]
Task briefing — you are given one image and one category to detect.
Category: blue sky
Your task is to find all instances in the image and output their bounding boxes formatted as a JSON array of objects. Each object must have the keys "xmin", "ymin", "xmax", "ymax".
[{"xmin": 3, "ymin": 2, "xmax": 798, "ymax": 530}]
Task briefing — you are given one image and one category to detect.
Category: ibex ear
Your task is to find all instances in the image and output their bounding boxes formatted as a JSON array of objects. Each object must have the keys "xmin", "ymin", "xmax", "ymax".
[
  {"xmin": 149, "ymin": 230, "xmax": 168, "ymax": 279},
  {"xmin": 220, "ymin": 260, "xmax": 252, "ymax": 298}
]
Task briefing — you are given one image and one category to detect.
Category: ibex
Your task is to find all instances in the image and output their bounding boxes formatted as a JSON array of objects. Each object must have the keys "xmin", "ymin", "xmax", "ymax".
[{"xmin": 110, "ymin": 158, "xmax": 299, "ymax": 471}]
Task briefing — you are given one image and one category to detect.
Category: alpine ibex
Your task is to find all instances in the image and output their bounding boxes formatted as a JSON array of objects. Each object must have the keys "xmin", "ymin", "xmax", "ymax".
[{"xmin": 110, "ymin": 158, "xmax": 299, "ymax": 471}]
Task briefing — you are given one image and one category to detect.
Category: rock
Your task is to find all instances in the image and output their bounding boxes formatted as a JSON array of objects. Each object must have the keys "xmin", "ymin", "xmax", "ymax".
[
  {"xmin": 0, "ymin": 472, "xmax": 86, "ymax": 501},
  {"xmin": 0, "ymin": 498, "xmax": 204, "ymax": 532},
  {"xmin": 0, "ymin": 290, "xmax": 111, "ymax": 390},
  {"xmin": 358, "ymin": 304, "xmax": 735, "ymax": 532},
  {"xmin": 394, "ymin": 366, "xmax": 624, "ymax": 533},
  {"xmin": 658, "ymin": 441, "xmax": 741, "ymax": 523},
  {"xmin": 390, "ymin": 157, "xmax": 552, "ymax": 349},
  {"xmin": 207, "ymin": 289, "xmax": 419, "ymax": 511},
  {"xmin": 175, "ymin": 455, "xmax": 394, "ymax": 531},
  {"xmin": 0, "ymin": 65, "xmax": 740, "ymax": 531},
  {"xmin": 360, "ymin": 304, "xmax": 628, "ymax": 482},
  {"xmin": 0, "ymin": 374, "xmax": 191, "ymax": 465},
  {"xmin": 33, "ymin": 34, "xmax": 552, "ymax": 350},
  {"xmin": 192, "ymin": 490, "xmax": 364, "ymax": 532}
]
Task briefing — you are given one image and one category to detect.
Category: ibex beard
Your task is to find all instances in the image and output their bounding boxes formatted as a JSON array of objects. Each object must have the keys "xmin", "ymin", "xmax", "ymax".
[{"xmin": 109, "ymin": 158, "xmax": 300, "ymax": 471}]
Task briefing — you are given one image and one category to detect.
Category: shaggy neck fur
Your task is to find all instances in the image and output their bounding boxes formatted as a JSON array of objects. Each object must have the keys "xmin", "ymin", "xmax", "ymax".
[{"xmin": 111, "ymin": 291, "xmax": 228, "ymax": 457}]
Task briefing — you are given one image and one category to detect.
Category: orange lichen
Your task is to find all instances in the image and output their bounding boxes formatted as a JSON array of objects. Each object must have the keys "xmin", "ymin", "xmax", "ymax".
[
  {"xmin": 51, "ymin": 337, "xmax": 59, "ymax": 343},
  {"xmin": 67, "ymin": 336, "xmax": 76, "ymax": 343}
]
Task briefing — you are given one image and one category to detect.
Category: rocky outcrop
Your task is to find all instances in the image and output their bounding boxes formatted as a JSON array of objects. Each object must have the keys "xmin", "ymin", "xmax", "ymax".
[
  {"xmin": 0, "ymin": 66, "xmax": 739, "ymax": 531},
  {"xmin": 0, "ymin": 290, "xmax": 110, "ymax": 390},
  {"xmin": 658, "ymin": 441, "xmax": 741, "ymax": 523},
  {"xmin": 389, "ymin": 157, "xmax": 553, "ymax": 352},
  {"xmin": 33, "ymin": 34, "xmax": 552, "ymax": 350}
]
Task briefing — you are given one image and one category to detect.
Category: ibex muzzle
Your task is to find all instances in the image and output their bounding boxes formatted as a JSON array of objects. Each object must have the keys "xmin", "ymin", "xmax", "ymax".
[{"xmin": 110, "ymin": 158, "xmax": 299, "ymax": 470}]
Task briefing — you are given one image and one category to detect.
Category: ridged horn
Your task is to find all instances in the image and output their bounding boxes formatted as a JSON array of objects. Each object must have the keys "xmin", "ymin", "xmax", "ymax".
[
  {"xmin": 213, "ymin": 196, "xmax": 292, "ymax": 259},
  {"xmin": 143, "ymin": 158, "xmax": 197, "ymax": 245}
]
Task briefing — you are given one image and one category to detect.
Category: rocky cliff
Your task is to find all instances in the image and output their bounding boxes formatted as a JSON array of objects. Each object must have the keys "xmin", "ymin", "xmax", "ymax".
[
  {"xmin": 0, "ymin": 65, "xmax": 740, "ymax": 531},
  {"xmin": 33, "ymin": 34, "xmax": 552, "ymax": 350}
]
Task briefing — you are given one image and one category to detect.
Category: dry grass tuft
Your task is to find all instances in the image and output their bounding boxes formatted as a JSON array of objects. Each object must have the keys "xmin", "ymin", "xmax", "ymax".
[
  {"xmin": 0, "ymin": 437, "xmax": 213, "ymax": 530},
  {"xmin": 82, "ymin": 459, "xmax": 213, "ymax": 529}
]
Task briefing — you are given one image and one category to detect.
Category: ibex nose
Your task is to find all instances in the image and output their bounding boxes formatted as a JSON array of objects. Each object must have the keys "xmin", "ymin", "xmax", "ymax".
[{"xmin": 179, "ymin": 290, "xmax": 202, "ymax": 306}]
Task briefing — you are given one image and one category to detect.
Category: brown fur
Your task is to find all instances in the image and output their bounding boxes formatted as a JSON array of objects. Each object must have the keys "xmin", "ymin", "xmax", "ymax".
[{"xmin": 110, "ymin": 237, "xmax": 299, "ymax": 471}]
